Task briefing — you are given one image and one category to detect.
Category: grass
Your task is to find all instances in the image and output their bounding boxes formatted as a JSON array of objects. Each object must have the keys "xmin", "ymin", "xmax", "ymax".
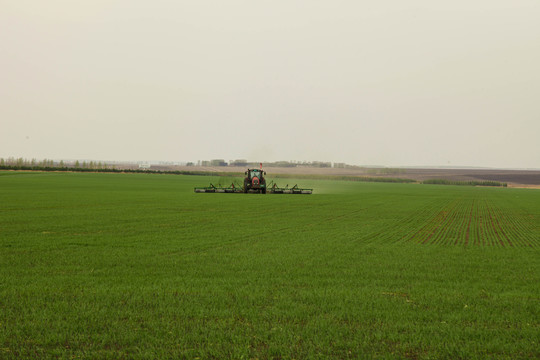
[{"xmin": 1, "ymin": 171, "xmax": 539, "ymax": 359}]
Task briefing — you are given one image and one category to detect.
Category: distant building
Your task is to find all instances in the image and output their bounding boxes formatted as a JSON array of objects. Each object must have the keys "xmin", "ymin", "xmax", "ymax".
[
  {"xmin": 210, "ymin": 159, "xmax": 227, "ymax": 166},
  {"xmin": 139, "ymin": 163, "xmax": 151, "ymax": 169},
  {"xmin": 230, "ymin": 159, "xmax": 248, "ymax": 167}
]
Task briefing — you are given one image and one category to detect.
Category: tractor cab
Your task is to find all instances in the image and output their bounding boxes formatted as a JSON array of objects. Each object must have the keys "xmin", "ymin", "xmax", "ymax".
[{"xmin": 247, "ymin": 169, "xmax": 265, "ymax": 179}]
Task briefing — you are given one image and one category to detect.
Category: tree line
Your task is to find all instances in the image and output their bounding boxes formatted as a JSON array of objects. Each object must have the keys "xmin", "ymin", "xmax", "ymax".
[{"xmin": 0, "ymin": 157, "xmax": 109, "ymax": 170}]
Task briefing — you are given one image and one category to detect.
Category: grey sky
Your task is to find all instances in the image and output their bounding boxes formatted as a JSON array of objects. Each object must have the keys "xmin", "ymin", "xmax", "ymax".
[{"xmin": 2, "ymin": 1, "xmax": 539, "ymax": 168}]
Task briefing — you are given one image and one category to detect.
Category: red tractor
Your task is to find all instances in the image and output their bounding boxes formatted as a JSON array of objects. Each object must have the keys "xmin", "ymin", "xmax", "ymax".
[{"xmin": 243, "ymin": 168, "xmax": 267, "ymax": 193}]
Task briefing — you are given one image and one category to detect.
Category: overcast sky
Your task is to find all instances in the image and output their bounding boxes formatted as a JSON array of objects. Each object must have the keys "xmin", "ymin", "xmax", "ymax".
[{"xmin": 2, "ymin": 1, "xmax": 539, "ymax": 168}]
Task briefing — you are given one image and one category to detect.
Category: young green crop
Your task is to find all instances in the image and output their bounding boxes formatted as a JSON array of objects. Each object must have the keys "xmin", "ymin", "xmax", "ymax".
[{"xmin": 1, "ymin": 171, "xmax": 539, "ymax": 359}]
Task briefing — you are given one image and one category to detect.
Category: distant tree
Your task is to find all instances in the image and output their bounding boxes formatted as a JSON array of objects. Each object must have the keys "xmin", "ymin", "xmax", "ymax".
[
  {"xmin": 59, "ymin": 160, "xmax": 65, "ymax": 168},
  {"xmin": 75, "ymin": 160, "xmax": 80, "ymax": 168},
  {"xmin": 0, "ymin": 158, "xmax": 4, "ymax": 166}
]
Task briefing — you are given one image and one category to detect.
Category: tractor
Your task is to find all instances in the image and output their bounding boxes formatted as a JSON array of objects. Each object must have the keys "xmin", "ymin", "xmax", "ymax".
[{"xmin": 244, "ymin": 168, "xmax": 267, "ymax": 193}]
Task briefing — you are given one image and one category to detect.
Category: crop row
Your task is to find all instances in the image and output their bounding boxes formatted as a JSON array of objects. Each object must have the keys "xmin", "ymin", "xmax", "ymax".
[{"xmin": 399, "ymin": 197, "xmax": 538, "ymax": 247}]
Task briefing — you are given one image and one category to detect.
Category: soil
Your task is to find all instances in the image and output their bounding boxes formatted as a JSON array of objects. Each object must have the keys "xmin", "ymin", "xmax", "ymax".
[{"xmin": 139, "ymin": 165, "xmax": 540, "ymax": 188}]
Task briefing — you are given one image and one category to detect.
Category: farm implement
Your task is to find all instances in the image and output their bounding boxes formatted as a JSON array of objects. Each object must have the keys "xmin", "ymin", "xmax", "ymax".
[
  {"xmin": 193, "ymin": 183, "xmax": 243, "ymax": 193},
  {"xmin": 266, "ymin": 181, "xmax": 313, "ymax": 194},
  {"xmin": 194, "ymin": 165, "xmax": 313, "ymax": 194}
]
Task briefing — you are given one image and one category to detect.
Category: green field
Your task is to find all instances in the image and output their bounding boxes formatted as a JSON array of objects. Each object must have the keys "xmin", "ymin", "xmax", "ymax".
[{"xmin": 1, "ymin": 171, "xmax": 539, "ymax": 359}]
